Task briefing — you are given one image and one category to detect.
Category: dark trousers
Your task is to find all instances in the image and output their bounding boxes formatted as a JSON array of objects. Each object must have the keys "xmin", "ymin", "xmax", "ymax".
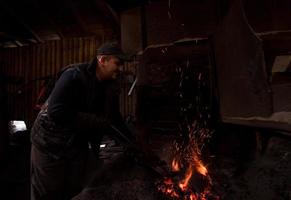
[{"xmin": 31, "ymin": 145, "xmax": 87, "ymax": 200}]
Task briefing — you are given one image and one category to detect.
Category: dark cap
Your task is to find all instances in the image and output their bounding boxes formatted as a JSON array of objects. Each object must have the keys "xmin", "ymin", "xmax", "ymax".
[{"xmin": 97, "ymin": 42, "xmax": 131, "ymax": 61}]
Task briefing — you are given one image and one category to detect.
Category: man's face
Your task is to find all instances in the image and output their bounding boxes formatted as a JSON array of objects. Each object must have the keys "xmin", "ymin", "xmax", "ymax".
[{"xmin": 101, "ymin": 56, "xmax": 123, "ymax": 80}]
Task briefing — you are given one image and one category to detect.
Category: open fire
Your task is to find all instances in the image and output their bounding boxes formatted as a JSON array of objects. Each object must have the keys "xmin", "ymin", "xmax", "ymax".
[{"xmin": 157, "ymin": 121, "xmax": 220, "ymax": 200}]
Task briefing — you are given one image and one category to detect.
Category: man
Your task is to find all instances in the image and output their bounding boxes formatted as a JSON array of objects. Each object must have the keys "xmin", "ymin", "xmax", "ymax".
[{"xmin": 30, "ymin": 42, "xmax": 133, "ymax": 200}]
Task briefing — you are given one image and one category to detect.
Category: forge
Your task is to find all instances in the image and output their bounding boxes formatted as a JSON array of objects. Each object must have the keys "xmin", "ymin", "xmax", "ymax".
[
  {"xmin": 73, "ymin": 131, "xmax": 220, "ymax": 200},
  {"xmin": 73, "ymin": 37, "xmax": 222, "ymax": 200}
]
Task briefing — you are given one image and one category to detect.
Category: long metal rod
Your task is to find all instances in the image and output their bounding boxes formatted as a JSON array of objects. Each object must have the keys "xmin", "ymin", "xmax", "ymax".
[
  {"xmin": 109, "ymin": 124, "xmax": 134, "ymax": 146},
  {"xmin": 128, "ymin": 77, "xmax": 138, "ymax": 96}
]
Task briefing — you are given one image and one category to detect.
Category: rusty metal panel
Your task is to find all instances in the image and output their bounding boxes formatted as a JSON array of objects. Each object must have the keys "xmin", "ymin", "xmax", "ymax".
[
  {"xmin": 121, "ymin": 7, "xmax": 143, "ymax": 54},
  {"xmin": 213, "ymin": 0, "xmax": 272, "ymax": 119},
  {"xmin": 146, "ymin": 1, "xmax": 219, "ymax": 46}
]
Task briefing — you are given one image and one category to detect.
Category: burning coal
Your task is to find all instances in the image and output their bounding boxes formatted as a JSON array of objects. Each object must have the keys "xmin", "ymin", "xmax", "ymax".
[{"xmin": 157, "ymin": 121, "xmax": 219, "ymax": 200}]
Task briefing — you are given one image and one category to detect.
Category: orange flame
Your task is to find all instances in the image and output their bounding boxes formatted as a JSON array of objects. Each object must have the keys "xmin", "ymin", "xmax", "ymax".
[
  {"xmin": 195, "ymin": 160, "xmax": 208, "ymax": 176},
  {"xmin": 178, "ymin": 165, "xmax": 193, "ymax": 191},
  {"xmin": 172, "ymin": 158, "xmax": 180, "ymax": 172}
]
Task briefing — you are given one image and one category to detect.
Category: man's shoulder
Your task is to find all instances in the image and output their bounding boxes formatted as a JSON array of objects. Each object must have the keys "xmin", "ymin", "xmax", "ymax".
[
  {"xmin": 66, "ymin": 62, "xmax": 89, "ymax": 71},
  {"xmin": 61, "ymin": 62, "xmax": 90, "ymax": 77}
]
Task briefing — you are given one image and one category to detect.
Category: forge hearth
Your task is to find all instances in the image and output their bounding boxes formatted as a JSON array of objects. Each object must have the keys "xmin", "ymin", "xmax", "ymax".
[
  {"xmin": 73, "ymin": 120, "xmax": 221, "ymax": 200},
  {"xmin": 71, "ymin": 130, "xmax": 291, "ymax": 200},
  {"xmin": 72, "ymin": 136, "xmax": 173, "ymax": 200},
  {"xmin": 73, "ymin": 154, "xmax": 161, "ymax": 200}
]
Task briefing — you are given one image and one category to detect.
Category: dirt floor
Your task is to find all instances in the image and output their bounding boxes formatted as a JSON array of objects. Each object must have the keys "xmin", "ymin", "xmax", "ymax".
[
  {"xmin": 0, "ymin": 131, "xmax": 290, "ymax": 200},
  {"xmin": 213, "ymin": 135, "xmax": 291, "ymax": 200},
  {"xmin": 75, "ymin": 133, "xmax": 291, "ymax": 200}
]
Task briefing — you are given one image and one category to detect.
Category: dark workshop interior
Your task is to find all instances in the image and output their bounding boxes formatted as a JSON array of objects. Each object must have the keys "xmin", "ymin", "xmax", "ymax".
[{"xmin": 0, "ymin": 0, "xmax": 291, "ymax": 199}]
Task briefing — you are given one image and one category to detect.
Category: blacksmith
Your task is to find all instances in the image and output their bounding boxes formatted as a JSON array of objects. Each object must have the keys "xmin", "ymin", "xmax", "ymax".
[{"xmin": 30, "ymin": 42, "xmax": 133, "ymax": 200}]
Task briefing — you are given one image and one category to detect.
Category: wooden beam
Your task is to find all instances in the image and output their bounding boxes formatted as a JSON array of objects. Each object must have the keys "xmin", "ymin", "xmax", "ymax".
[
  {"xmin": 31, "ymin": 0, "xmax": 65, "ymax": 39},
  {"xmin": 0, "ymin": 2, "xmax": 43, "ymax": 43},
  {"xmin": 14, "ymin": 40, "xmax": 24, "ymax": 47},
  {"xmin": 257, "ymin": 30, "xmax": 291, "ymax": 37},
  {"xmin": 0, "ymin": 32, "xmax": 34, "ymax": 46},
  {"xmin": 93, "ymin": 0, "xmax": 120, "ymax": 32},
  {"xmin": 64, "ymin": 0, "xmax": 92, "ymax": 36}
]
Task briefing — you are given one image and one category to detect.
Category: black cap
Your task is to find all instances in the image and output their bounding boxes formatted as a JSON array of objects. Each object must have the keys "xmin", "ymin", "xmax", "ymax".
[{"xmin": 97, "ymin": 42, "xmax": 131, "ymax": 61}]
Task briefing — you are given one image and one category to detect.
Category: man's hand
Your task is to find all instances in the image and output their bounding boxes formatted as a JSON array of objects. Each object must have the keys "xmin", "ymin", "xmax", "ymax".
[
  {"xmin": 124, "ymin": 145, "xmax": 170, "ymax": 177},
  {"xmin": 76, "ymin": 112, "xmax": 110, "ymax": 131}
]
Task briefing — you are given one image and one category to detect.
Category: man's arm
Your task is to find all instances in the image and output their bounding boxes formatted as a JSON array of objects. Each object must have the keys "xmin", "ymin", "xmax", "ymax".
[
  {"xmin": 106, "ymin": 91, "xmax": 136, "ymax": 144},
  {"xmin": 47, "ymin": 68, "xmax": 76, "ymax": 124},
  {"xmin": 48, "ymin": 68, "xmax": 109, "ymax": 130}
]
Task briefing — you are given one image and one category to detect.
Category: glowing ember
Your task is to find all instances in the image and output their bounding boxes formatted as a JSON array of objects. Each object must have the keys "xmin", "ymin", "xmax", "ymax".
[
  {"xmin": 194, "ymin": 158, "xmax": 208, "ymax": 176},
  {"xmin": 190, "ymin": 195, "xmax": 196, "ymax": 200},
  {"xmin": 178, "ymin": 165, "xmax": 193, "ymax": 191},
  {"xmin": 164, "ymin": 178, "xmax": 174, "ymax": 185},
  {"xmin": 172, "ymin": 158, "xmax": 180, "ymax": 172},
  {"xmin": 159, "ymin": 178, "xmax": 179, "ymax": 198}
]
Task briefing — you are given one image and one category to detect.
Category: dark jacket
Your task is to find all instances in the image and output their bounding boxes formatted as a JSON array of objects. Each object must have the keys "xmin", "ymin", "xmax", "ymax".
[{"xmin": 31, "ymin": 58, "xmax": 125, "ymax": 159}]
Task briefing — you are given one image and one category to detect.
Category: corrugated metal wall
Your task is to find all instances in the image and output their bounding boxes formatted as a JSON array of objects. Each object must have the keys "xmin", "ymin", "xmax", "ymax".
[{"xmin": 0, "ymin": 37, "xmax": 136, "ymax": 128}]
